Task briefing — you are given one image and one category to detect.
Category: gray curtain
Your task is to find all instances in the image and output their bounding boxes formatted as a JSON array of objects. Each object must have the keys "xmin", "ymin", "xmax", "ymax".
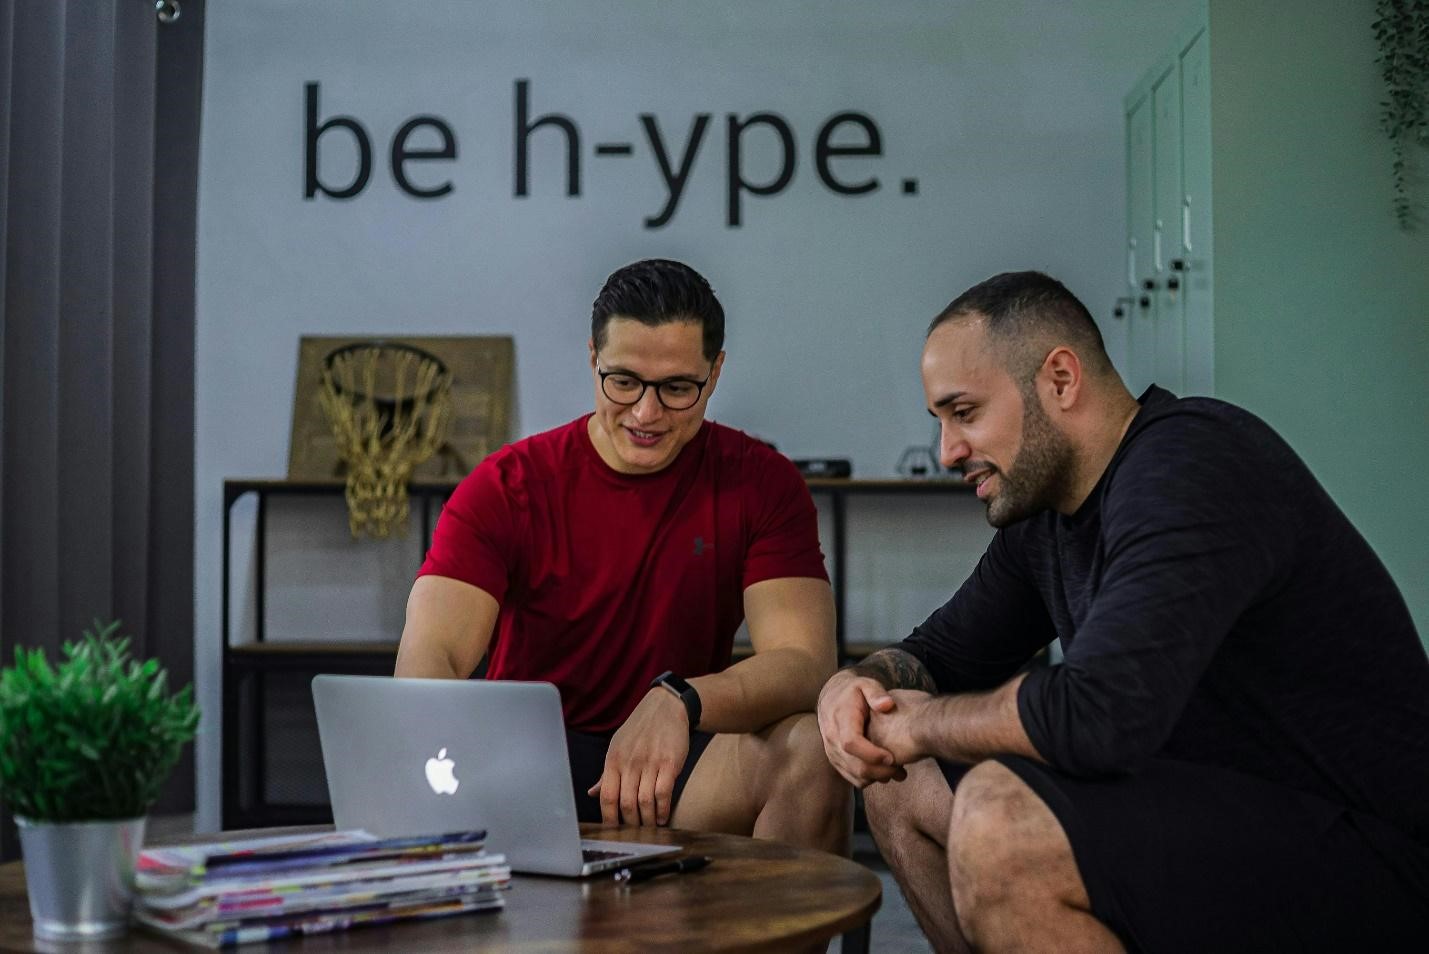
[{"xmin": 0, "ymin": 0, "xmax": 203, "ymax": 860}]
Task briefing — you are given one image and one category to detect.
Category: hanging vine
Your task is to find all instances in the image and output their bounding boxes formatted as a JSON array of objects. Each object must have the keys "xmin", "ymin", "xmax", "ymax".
[{"xmin": 1374, "ymin": 0, "xmax": 1429, "ymax": 229}]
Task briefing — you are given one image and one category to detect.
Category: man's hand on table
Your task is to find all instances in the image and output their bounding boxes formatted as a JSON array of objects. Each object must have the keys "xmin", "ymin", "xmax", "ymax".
[
  {"xmin": 816, "ymin": 669, "xmax": 907, "ymax": 788},
  {"xmin": 588, "ymin": 688, "xmax": 691, "ymax": 827}
]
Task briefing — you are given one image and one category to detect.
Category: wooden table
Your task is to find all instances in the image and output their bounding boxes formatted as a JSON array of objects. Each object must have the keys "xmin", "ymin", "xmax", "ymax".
[{"xmin": 0, "ymin": 824, "xmax": 881, "ymax": 952}]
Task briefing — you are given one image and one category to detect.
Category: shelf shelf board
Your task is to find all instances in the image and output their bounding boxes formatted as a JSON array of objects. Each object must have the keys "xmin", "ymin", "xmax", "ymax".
[
  {"xmin": 228, "ymin": 641, "xmax": 400, "ymax": 655},
  {"xmin": 225, "ymin": 476, "xmax": 973, "ymax": 494}
]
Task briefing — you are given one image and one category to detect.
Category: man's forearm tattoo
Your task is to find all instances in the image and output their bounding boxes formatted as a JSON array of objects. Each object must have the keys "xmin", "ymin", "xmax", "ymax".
[{"xmin": 848, "ymin": 648, "xmax": 936, "ymax": 693}]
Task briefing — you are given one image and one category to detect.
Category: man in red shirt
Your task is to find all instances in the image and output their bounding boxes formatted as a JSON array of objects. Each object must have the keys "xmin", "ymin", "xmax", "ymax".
[{"xmin": 395, "ymin": 259, "xmax": 848, "ymax": 853}]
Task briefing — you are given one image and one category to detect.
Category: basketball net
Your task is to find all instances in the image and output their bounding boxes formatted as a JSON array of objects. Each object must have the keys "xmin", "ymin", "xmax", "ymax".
[{"xmin": 319, "ymin": 343, "xmax": 452, "ymax": 538}]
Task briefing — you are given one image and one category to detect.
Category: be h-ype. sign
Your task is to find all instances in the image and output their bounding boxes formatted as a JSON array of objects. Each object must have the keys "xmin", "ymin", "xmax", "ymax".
[{"xmin": 304, "ymin": 80, "xmax": 922, "ymax": 228}]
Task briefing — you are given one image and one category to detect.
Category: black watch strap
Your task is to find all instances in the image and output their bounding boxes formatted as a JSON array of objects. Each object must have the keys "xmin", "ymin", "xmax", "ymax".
[{"xmin": 650, "ymin": 670, "xmax": 702, "ymax": 731}]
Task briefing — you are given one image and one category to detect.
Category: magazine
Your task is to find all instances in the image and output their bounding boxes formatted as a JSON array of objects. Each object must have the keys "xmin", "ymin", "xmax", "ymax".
[
  {"xmin": 138, "ymin": 829, "xmax": 487, "ymax": 887},
  {"xmin": 135, "ymin": 829, "xmax": 510, "ymax": 947},
  {"xmin": 138, "ymin": 891, "xmax": 505, "ymax": 948}
]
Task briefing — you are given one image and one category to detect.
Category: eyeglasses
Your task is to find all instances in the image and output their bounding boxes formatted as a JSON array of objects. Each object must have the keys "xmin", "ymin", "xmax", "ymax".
[{"xmin": 597, "ymin": 364, "xmax": 713, "ymax": 410}]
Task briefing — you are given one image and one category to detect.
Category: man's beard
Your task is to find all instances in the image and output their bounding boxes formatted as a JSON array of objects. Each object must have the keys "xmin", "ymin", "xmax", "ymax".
[{"xmin": 981, "ymin": 392, "xmax": 1075, "ymax": 528}]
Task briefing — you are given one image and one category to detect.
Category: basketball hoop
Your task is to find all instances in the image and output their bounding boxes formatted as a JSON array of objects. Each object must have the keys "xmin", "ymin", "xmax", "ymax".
[{"xmin": 318, "ymin": 342, "xmax": 452, "ymax": 538}]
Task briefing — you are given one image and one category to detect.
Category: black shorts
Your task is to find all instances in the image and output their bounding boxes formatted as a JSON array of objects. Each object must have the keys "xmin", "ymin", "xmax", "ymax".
[
  {"xmin": 566, "ymin": 728, "xmax": 715, "ymax": 824},
  {"xmin": 939, "ymin": 755, "xmax": 1429, "ymax": 953}
]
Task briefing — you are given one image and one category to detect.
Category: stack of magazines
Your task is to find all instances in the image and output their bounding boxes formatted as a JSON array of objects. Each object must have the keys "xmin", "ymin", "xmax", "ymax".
[{"xmin": 134, "ymin": 829, "xmax": 510, "ymax": 948}]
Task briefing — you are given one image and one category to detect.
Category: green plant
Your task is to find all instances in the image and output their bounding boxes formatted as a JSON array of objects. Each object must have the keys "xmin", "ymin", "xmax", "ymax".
[
  {"xmin": 1374, "ymin": 0, "xmax": 1429, "ymax": 228},
  {"xmin": 0, "ymin": 620, "xmax": 200, "ymax": 822}
]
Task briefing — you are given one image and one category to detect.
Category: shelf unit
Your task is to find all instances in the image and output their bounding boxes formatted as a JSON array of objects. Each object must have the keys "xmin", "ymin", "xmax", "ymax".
[{"xmin": 220, "ymin": 476, "xmax": 974, "ymax": 828}]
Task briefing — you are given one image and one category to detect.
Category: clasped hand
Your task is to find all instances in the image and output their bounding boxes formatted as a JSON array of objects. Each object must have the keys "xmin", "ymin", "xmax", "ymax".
[
  {"xmin": 816, "ymin": 671, "xmax": 931, "ymax": 788},
  {"xmin": 587, "ymin": 688, "xmax": 690, "ymax": 826}
]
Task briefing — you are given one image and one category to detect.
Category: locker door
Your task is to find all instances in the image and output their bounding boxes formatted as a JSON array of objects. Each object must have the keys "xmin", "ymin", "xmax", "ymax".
[
  {"xmin": 1126, "ymin": 91, "xmax": 1156, "ymax": 395},
  {"xmin": 1179, "ymin": 27, "xmax": 1214, "ymax": 395},
  {"xmin": 1152, "ymin": 64, "xmax": 1185, "ymax": 393}
]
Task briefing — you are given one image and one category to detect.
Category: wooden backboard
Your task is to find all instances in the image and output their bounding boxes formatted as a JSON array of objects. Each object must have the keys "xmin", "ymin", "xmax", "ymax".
[{"xmin": 287, "ymin": 335, "xmax": 514, "ymax": 481}]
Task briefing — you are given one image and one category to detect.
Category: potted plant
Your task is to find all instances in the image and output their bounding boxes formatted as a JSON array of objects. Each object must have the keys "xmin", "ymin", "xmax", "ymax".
[
  {"xmin": 0, "ymin": 619, "xmax": 200, "ymax": 940},
  {"xmin": 1374, "ymin": 0, "xmax": 1429, "ymax": 228}
]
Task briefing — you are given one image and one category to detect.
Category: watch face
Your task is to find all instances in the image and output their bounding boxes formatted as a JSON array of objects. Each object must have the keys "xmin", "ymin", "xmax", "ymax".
[
  {"xmin": 661, "ymin": 673, "xmax": 694, "ymax": 695},
  {"xmin": 653, "ymin": 671, "xmax": 701, "ymax": 731}
]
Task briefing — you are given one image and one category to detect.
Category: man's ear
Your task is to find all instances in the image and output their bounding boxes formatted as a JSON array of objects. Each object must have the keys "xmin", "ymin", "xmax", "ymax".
[
  {"xmin": 704, "ymin": 351, "xmax": 727, "ymax": 398},
  {"xmin": 1041, "ymin": 346, "xmax": 1083, "ymax": 410},
  {"xmin": 588, "ymin": 338, "xmax": 598, "ymax": 370}
]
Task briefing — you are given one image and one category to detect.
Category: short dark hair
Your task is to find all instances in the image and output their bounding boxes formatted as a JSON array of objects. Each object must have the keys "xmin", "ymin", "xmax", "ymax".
[
  {"xmin": 929, "ymin": 271, "xmax": 1112, "ymax": 383},
  {"xmin": 591, "ymin": 259, "xmax": 725, "ymax": 361}
]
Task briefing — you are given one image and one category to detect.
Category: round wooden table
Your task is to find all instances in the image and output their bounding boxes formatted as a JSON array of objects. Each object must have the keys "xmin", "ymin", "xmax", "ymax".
[{"xmin": 0, "ymin": 824, "xmax": 881, "ymax": 952}]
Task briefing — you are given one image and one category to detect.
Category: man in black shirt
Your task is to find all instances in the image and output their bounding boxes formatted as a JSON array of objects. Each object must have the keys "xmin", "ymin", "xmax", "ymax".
[{"xmin": 817, "ymin": 271, "xmax": 1429, "ymax": 952}]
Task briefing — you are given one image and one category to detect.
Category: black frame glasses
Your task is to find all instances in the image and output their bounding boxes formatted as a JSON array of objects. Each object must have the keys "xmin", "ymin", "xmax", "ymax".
[{"xmin": 596, "ymin": 364, "xmax": 713, "ymax": 410}]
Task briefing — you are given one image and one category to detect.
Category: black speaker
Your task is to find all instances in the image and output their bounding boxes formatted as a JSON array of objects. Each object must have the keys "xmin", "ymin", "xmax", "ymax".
[{"xmin": 793, "ymin": 458, "xmax": 852, "ymax": 478}]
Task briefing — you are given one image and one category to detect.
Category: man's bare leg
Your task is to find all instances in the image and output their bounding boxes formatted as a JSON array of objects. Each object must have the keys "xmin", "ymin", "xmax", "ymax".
[
  {"xmin": 672, "ymin": 712, "xmax": 851, "ymax": 855},
  {"xmin": 949, "ymin": 760, "xmax": 1123, "ymax": 953},
  {"xmin": 862, "ymin": 758, "xmax": 969, "ymax": 954}
]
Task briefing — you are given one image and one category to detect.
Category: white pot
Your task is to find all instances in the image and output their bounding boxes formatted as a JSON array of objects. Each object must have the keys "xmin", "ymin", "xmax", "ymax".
[{"xmin": 15, "ymin": 815, "xmax": 147, "ymax": 940}]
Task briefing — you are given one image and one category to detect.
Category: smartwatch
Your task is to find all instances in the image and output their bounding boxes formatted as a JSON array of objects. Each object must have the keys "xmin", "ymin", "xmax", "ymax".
[{"xmin": 650, "ymin": 670, "xmax": 702, "ymax": 731}]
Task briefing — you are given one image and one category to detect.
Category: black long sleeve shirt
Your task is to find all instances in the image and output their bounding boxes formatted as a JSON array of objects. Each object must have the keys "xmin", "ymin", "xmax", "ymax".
[{"xmin": 900, "ymin": 386, "xmax": 1429, "ymax": 842}]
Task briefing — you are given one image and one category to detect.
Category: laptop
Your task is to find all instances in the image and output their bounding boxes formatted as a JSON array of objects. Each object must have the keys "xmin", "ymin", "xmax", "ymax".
[{"xmin": 311, "ymin": 674, "xmax": 681, "ymax": 877}]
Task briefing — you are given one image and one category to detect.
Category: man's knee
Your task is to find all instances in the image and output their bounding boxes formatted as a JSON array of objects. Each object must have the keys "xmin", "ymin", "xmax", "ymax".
[
  {"xmin": 863, "ymin": 758, "xmax": 955, "ymax": 872},
  {"xmin": 947, "ymin": 760, "xmax": 1075, "ymax": 932},
  {"xmin": 950, "ymin": 759, "xmax": 1038, "ymax": 840},
  {"xmin": 862, "ymin": 759, "xmax": 936, "ymax": 837},
  {"xmin": 769, "ymin": 712, "xmax": 845, "ymax": 798},
  {"xmin": 862, "ymin": 774, "xmax": 918, "ymax": 871},
  {"xmin": 734, "ymin": 712, "xmax": 851, "ymax": 853},
  {"xmin": 861, "ymin": 773, "xmax": 902, "ymax": 834}
]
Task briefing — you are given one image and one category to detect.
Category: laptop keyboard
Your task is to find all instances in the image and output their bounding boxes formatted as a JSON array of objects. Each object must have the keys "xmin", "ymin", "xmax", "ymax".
[{"xmin": 582, "ymin": 847, "xmax": 632, "ymax": 862}]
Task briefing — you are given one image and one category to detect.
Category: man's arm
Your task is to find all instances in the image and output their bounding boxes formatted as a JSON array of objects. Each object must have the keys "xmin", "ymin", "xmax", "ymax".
[
  {"xmin": 817, "ymin": 647, "xmax": 936, "ymax": 787},
  {"xmin": 818, "ymin": 645, "xmax": 1040, "ymax": 786},
  {"xmin": 393, "ymin": 575, "xmax": 500, "ymax": 679},
  {"xmin": 817, "ymin": 523, "xmax": 1055, "ymax": 787},
  {"xmin": 867, "ymin": 677, "xmax": 1040, "ymax": 769},
  {"xmin": 593, "ymin": 575, "xmax": 834, "ymax": 827},
  {"xmin": 847, "ymin": 646, "xmax": 939, "ymax": 693},
  {"xmin": 688, "ymin": 575, "xmax": 837, "ymax": 732},
  {"xmin": 852, "ymin": 644, "xmax": 1038, "ymax": 764},
  {"xmin": 1019, "ymin": 415, "xmax": 1299, "ymax": 777}
]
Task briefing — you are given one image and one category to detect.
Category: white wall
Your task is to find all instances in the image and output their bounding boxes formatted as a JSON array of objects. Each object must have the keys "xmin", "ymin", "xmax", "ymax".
[{"xmin": 195, "ymin": 0, "xmax": 1198, "ymax": 829}]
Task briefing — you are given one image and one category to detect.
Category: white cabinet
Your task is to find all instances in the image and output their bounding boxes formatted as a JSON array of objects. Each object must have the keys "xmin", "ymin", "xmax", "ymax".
[
  {"xmin": 1123, "ymin": 20, "xmax": 1214, "ymax": 396},
  {"xmin": 1125, "ymin": 93, "xmax": 1157, "ymax": 394},
  {"xmin": 1179, "ymin": 27, "xmax": 1213, "ymax": 396}
]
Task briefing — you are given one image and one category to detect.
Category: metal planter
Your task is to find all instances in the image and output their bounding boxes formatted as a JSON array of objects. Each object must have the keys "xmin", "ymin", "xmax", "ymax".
[{"xmin": 15, "ymin": 815, "xmax": 147, "ymax": 940}]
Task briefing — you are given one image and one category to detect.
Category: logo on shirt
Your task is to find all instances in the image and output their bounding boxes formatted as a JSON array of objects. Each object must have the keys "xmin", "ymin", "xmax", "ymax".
[{"xmin": 693, "ymin": 536, "xmax": 709, "ymax": 557}]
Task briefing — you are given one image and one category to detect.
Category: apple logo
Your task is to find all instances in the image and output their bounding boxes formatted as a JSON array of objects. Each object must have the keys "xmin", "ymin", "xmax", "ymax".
[{"xmin": 424, "ymin": 747, "xmax": 459, "ymax": 795}]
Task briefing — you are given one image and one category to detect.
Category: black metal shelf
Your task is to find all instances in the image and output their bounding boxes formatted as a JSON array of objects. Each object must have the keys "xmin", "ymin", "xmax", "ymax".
[{"xmin": 219, "ymin": 476, "xmax": 973, "ymax": 828}]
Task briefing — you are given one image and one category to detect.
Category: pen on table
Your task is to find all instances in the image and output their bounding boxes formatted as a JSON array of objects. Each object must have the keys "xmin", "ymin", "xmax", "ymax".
[{"xmin": 613, "ymin": 855, "xmax": 713, "ymax": 884}]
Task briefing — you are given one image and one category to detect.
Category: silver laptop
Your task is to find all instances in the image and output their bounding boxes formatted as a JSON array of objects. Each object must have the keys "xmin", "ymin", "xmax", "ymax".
[{"xmin": 311, "ymin": 674, "xmax": 680, "ymax": 876}]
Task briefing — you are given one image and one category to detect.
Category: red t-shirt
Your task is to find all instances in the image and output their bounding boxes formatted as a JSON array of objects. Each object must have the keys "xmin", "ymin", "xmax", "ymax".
[{"xmin": 418, "ymin": 415, "xmax": 829, "ymax": 733}]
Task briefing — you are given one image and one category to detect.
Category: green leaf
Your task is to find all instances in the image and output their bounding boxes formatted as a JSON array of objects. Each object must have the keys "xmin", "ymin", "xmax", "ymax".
[
  {"xmin": 0, "ymin": 617, "xmax": 200, "ymax": 821},
  {"xmin": 1376, "ymin": 0, "xmax": 1429, "ymax": 228}
]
